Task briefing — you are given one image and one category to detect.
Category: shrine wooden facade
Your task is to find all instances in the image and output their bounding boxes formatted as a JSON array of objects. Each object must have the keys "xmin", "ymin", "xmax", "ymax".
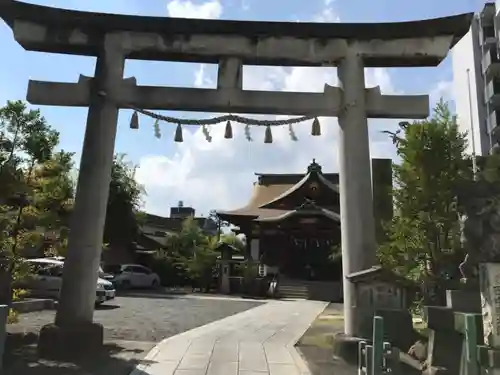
[{"xmin": 217, "ymin": 159, "xmax": 393, "ymax": 281}]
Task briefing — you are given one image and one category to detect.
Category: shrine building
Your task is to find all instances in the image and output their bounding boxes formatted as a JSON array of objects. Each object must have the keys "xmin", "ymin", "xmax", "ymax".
[{"xmin": 216, "ymin": 158, "xmax": 393, "ymax": 282}]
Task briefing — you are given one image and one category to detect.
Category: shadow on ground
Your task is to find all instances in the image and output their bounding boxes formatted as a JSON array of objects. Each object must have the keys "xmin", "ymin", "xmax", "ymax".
[
  {"xmin": 296, "ymin": 303, "xmax": 357, "ymax": 375},
  {"xmin": 95, "ymin": 304, "xmax": 121, "ymax": 310},
  {"xmin": 3, "ymin": 332, "xmax": 155, "ymax": 375}
]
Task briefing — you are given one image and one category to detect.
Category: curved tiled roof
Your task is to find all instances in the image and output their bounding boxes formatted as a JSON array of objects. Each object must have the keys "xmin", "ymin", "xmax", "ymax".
[
  {"xmin": 255, "ymin": 200, "xmax": 340, "ymax": 223},
  {"xmin": 259, "ymin": 170, "xmax": 339, "ymax": 209},
  {"xmin": 216, "ymin": 183, "xmax": 293, "ymax": 218},
  {"xmin": 217, "ymin": 161, "xmax": 340, "ymax": 221}
]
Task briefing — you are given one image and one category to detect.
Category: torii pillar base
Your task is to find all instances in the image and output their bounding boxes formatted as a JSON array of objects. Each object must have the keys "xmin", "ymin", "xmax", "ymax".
[
  {"xmin": 331, "ymin": 333, "xmax": 366, "ymax": 366},
  {"xmin": 38, "ymin": 322, "xmax": 104, "ymax": 360}
]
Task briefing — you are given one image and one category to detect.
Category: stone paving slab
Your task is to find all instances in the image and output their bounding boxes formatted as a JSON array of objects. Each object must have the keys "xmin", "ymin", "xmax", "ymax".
[{"xmin": 130, "ymin": 300, "xmax": 327, "ymax": 375}]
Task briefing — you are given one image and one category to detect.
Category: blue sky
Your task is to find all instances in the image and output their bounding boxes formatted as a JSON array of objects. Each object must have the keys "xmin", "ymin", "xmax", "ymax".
[{"xmin": 0, "ymin": 0, "xmax": 484, "ymax": 216}]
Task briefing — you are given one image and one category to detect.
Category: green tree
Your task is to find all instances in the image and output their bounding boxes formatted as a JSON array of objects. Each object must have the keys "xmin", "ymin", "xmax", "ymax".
[
  {"xmin": 103, "ymin": 154, "xmax": 144, "ymax": 250},
  {"xmin": 166, "ymin": 217, "xmax": 219, "ymax": 290},
  {"xmin": 0, "ymin": 101, "xmax": 62, "ymax": 312},
  {"xmin": 35, "ymin": 151, "xmax": 75, "ymax": 257},
  {"xmin": 379, "ymin": 100, "xmax": 469, "ymax": 303},
  {"xmin": 220, "ymin": 233, "xmax": 245, "ymax": 253},
  {"xmin": 208, "ymin": 210, "xmax": 228, "ymax": 238}
]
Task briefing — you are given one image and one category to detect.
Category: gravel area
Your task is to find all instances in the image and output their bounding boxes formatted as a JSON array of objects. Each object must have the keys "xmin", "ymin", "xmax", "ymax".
[
  {"xmin": 4, "ymin": 294, "xmax": 264, "ymax": 375},
  {"xmin": 8, "ymin": 295, "xmax": 264, "ymax": 342}
]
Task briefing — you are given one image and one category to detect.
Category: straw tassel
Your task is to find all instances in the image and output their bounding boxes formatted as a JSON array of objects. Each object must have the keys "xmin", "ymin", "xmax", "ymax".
[
  {"xmin": 244, "ymin": 124, "xmax": 253, "ymax": 141},
  {"xmin": 264, "ymin": 125, "xmax": 273, "ymax": 144},
  {"xmin": 130, "ymin": 111, "xmax": 139, "ymax": 129},
  {"xmin": 153, "ymin": 119, "xmax": 161, "ymax": 139},
  {"xmin": 288, "ymin": 123, "xmax": 298, "ymax": 141},
  {"xmin": 202, "ymin": 125, "xmax": 212, "ymax": 142},
  {"xmin": 311, "ymin": 117, "xmax": 321, "ymax": 136},
  {"xmin": 174, "ymin": 123, "xmax": 183, "ymax": 142},
  {"xmin": 224, "ymin": 120, "xmax": 233, "ymax": 139}
]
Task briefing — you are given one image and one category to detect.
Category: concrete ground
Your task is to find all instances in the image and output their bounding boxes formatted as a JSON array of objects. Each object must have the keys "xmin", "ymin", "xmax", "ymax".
[
  {"xmin": 4, "ymin": 294, "xmax": 264, "ymax": 374},
  {"xmin": 130, "ymin": 299, "xmax": 328, "ymax": 375}
]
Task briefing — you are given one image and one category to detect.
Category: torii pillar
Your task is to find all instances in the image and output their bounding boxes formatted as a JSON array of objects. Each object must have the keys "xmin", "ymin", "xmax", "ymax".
[{"xmin": 337, "ymin": 50, "xmax": 376, "ymax": 336}]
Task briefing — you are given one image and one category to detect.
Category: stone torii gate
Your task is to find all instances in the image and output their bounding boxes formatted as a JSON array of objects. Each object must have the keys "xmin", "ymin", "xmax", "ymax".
[{"xmin": 0, "ymin": 0, "xmax": 472, "ymax": 354}]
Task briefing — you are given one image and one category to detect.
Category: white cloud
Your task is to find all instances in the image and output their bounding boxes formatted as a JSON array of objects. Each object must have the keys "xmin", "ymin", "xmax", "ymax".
[
  {"xmin": 313, "ymin": 7, "xmax": 340, "ymax": 22},
  {"xmin": 194, "ymin": 64, "xmax": 215, "ymax": 87},
  {"xmin": 240, "ymin": 0, "xmax": 250, "ymax": 11},
  {"xmin": 135, "ymin": 4, "xmax": 410, "ymax": 217},
  {"xmin": 167, "ymin": 0, "xmax": 223, "ymax": 19},
  {"xmin": 431, "ymin": 80, "xmax": 454, "ymax": 106}
]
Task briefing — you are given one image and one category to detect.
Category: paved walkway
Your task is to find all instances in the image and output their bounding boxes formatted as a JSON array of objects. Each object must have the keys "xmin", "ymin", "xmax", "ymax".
[{"xmin": 130, "ymin": 300, "xmax": 328, "ymax": 375}]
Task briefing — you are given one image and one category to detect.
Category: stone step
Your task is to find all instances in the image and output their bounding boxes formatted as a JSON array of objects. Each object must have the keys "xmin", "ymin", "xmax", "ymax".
[
  {"xmin": 279, "ymin": 285, "xmax": 308, "ymax": 290},
  {"xmin": 278, "ymin": 285, "xmax": 309, "ymax": 293},
  {"xmin": 278, "ymin": 284, "xmax": 309, "ymax": 299}
]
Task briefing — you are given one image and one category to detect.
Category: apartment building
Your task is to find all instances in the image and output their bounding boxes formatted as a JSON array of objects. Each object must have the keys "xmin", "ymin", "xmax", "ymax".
[{"xmin": 452, "ymin": 2, "xmax": 500, "ymax": 156}]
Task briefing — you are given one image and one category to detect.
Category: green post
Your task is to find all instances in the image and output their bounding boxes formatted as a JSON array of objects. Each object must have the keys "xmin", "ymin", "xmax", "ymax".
[
  {"xmin": 465, "ymin": 314, "xmax": 479, "ymax": 375},
  {"xmin": 372, "ymin": 316, "xmax": 384, "ymax": 375},
  {"xmin": 366, "ymin": 345, "xmax": 374, "ymax": 375}
]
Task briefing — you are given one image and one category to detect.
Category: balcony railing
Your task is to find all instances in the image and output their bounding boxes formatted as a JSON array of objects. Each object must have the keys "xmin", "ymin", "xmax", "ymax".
[
  {"xmin": 483, "ymin": 47, "xmax": 500, "ymax": 82},
  {"xmin": 488, "ymin": 111, "xmax": 500, "ymax": 140}
]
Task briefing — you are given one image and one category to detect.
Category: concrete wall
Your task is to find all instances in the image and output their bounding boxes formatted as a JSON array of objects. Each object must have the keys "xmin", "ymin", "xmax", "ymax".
[{"xmin": 452, "ymin": 15, "xmax": 491, "ymax": 156}]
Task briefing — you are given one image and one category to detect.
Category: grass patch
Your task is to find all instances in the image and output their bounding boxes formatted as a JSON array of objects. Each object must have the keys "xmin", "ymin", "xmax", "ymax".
[
  {"xmin": 297, "ymin": 305, "xmax": 344, "ymax": 349},
  {"xmin": 299, "ymin": 333, "xmax": 335, "ymax": 348}
]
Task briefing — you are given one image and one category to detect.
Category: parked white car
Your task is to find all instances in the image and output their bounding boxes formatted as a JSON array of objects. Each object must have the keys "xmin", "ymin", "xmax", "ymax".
[
  {"xmin": 23, "ymin": 258, "xmax": 116, "ymax": 305},
  {"xmin": 105, "ymin": 264, "xmax": 160, "ymax": 289},
  {"xmin": 45, "ymin": 256, "xmax": 114, "ymax": 281}
]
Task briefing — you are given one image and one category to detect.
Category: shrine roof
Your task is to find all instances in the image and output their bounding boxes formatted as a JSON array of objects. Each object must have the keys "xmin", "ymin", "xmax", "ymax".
[
  {"xmin": 260, "ymin": 159, "xmax": 339, "ymax": 209},
  {"xmin": 255, "ymin": 200, "xmax": 340, "ymax": 223},
  {"xmin": 217, "ymin": 206, "xmax": 289, "ymax": 220},
  {"xmin": 0, "ymin": 1, "xmax": 472, "ymax": 67},
  {"xmin": 346, "ymin": 266, "xmax": 412, "ymax": 286},
  {"xmin": 217, "ymin": 184, "xmax": 294, "ymax": 218},
  {"xmin": 254, "ymin": 173, "xmax": 339, "ymax": 186},
  {"xmin": 217, "ymin": 160, "xmax": 339, "ymax": 220}
]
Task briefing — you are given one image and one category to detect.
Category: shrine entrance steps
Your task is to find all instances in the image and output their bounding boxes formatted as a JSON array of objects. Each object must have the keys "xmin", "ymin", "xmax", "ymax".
[
  {"xmin": 278, "ymin": 279, "xmax": 309, "ymax": 299},
  {"xmin": 277, "ymin": 278, "xmax": 343, "ymax": 302}
]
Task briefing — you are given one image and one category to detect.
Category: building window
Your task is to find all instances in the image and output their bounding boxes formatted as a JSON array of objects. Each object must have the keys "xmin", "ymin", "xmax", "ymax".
[{"xmin": 484, "ymin": 26, "xmax": 495, "ymax": 40}]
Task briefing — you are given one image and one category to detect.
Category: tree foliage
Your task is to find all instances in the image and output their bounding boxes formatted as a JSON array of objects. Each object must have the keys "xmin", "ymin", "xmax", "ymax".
[
  {"xmin": 103, "ymin": 154, "xmax": 144, "ymax": 249},
  {"xmin": 0, "ymin": 101, "xmax": 73, "ymax": 318},
  {"xmin": 219, "ymin": 232, "xmax": 245, "ymax": 253},
  {"xmin": 378, "ymin": 101, "xmax": 469, "ymax": 302},
  {"xmin": 152, "ymin": 217, "xmax": 221, "ymax": 289}
]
